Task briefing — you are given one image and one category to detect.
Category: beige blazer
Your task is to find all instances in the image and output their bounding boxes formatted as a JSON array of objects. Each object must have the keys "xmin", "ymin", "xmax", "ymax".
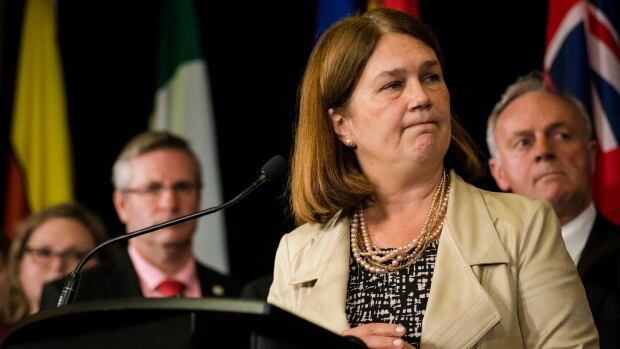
[{"xmin": 268, "ymin": 173, "xmax": 598, "ymax": 348}]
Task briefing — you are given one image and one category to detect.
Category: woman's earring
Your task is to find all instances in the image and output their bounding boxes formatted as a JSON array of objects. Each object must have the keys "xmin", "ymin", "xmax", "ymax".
[{"xmin": 344, "ymin": 139, "xmax": 355, "ymax": 147}]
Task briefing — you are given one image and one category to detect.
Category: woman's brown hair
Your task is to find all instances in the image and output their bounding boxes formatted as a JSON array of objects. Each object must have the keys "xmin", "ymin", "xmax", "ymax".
[{"xmin": 290, "ymin": 8, "xmax": 482, "ymax": 224}]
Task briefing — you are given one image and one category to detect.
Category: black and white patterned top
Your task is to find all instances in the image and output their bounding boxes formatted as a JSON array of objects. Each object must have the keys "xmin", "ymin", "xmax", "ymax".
[{"xmin": 346, "ymin": 240, "xmax": 439, "ymax": 348}]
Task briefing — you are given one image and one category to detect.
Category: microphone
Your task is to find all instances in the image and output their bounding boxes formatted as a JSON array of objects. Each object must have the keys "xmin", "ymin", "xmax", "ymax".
[{"xmin": 57, "ymin": 154, "xmax": 286, "ymax": 307}]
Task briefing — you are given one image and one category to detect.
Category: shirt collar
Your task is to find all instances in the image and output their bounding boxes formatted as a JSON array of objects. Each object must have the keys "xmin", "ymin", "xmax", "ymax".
[
  {"xmin": 127, "ymin": 244, "xmax": 197, "ymax": 292},
  {"xmin": 561, "ymin": 202, "xmax": 596, "ymax": 265}
]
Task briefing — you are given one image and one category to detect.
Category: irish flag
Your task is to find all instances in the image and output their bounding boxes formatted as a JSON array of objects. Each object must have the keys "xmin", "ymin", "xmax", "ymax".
[{"xmin": 150, "ymin": 0, "xmax": 228, "ymax": 273}]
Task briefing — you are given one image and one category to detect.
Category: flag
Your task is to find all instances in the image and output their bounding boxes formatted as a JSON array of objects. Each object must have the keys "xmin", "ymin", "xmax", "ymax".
[
  {"xmin": 315, "ymin": 0, "xmax": 363, "ymax": 39},
  {"xmin": 150, "ymin": 0, "xmax": 228, "ymax": 273},
  {"xmin": 3, "ymin": 0, "xmax": 73, "ymax": 238},
  {"xmin": 367, "ymin": 0, "xmax": 421, "ymax": 18},
  {"xmin": 314, "ymin": 0, "xmax": 421, "ymax": 41},
  {"xmin": 544, "ymin": 0, "xmax": 620, "ymax": 224},
  {"xmin": 2, "ymin": 150, "xmax": 28, "ymax": 239}
]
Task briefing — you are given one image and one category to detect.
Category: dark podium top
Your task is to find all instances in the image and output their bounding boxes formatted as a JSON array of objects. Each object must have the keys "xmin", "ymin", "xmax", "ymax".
[{"xmin": 2, "ymin": 298, "xmax": 366, "ymax": 349}]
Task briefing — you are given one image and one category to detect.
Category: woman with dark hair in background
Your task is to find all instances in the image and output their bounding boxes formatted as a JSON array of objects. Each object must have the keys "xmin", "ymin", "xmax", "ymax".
[{"xmin": 268, "ymin": 8, "xmax": 598, "ymax": 349}]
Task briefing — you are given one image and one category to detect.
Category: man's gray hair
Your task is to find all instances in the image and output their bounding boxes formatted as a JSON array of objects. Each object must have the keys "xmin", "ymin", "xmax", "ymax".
[
  {"xmin": 112, "ymin": 131, "xmax": 202, "ymax": 190},
  {"xmin": 486, "ymin": 71, "xmax": 593, "ymax": 160}
]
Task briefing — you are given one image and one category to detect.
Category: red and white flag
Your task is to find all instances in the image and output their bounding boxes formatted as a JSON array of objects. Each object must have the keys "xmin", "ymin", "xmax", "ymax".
[{"xmin": 544, "ymin": 0, "xmax": 620, "ymax": 224}]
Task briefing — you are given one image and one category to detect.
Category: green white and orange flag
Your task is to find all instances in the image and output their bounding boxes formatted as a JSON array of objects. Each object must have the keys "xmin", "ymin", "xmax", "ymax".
[
  {"xmin": 3, "ymin": 0, "xmax": 73, "ymax": 239},
  {"xmin": 150, "ymin": 0, "xmax": 228, "ymax": 273}
]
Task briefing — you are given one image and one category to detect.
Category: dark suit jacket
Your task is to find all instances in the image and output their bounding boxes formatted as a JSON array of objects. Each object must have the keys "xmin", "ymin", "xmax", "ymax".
[
  {"xmin": 40, "ymin": 250, "xmax": 239, "ymax": 310},
  {"xmin": 240, "ymin": 275, "xmax": 273, "ymax": 301},
  {"xmin": 578, "ymin": 213, "xmax": 620, "ymax": 349}
]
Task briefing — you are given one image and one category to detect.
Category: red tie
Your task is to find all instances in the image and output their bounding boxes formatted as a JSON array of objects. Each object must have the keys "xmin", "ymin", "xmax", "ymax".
[{"xmin": 157, "ymin": 280, "xmax": 186, "ymax": 297}]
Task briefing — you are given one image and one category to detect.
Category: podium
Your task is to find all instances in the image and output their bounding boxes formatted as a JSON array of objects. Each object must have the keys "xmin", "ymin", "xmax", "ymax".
[{"xmin": 2, "ymin": 298, "xmax": 366, "ymax": 349}]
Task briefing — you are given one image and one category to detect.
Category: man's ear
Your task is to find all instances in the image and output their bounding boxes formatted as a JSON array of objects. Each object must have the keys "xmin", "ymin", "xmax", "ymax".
[
  {"xmin": 329, "ymin": 108, "xmax": 355, "ymax": 145},
  {"xmin": 488, "ymin": 158, "xmax": 512, "ymax": 191},
  {"xmin": 113, "ymin": 190, "xmax": 129, "ymax": 224}
]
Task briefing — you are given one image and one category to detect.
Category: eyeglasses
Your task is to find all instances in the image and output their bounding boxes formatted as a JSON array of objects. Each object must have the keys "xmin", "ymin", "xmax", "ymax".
[
  {"xmin": 120, "ymin": 182, "xmax": 200, "ymax": 199},
  {"xmin": 23, "ymin": 247, "xmax": 88, "ymax": 266}
]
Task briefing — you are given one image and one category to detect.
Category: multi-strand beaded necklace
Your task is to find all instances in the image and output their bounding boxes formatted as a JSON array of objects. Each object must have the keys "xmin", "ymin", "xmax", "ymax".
[{"xmin": 350, "ymin": 171, "xmax": 450, "ymax": 274}]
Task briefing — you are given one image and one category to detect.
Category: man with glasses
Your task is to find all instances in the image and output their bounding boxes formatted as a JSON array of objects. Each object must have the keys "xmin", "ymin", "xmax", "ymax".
[{"xmin": 41, "ymin": 131, "xmax": 238, "ymax": 307}]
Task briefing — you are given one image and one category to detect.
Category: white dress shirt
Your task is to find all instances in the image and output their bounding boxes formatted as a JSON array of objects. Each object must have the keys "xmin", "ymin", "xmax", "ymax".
[{"xmin": 561, "ymin": 202, "xmax": 596, "ymax": 265}]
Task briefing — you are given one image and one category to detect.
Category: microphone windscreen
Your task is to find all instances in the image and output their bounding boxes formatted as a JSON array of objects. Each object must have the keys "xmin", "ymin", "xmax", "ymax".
[{"xmin": 261, "ymin": 155, "xmax": 286, "ymax": 180}]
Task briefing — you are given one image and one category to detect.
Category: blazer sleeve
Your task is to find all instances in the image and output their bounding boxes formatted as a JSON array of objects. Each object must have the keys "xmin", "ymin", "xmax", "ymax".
[
  {"xmin": 516, "ymin": 201, "xmax": 599, "ymax": 348},
  {"xmin": 267, "ymin": 234, "xmax": 294, "ymax": 312},
  {"xmin": 267, "ymin": 233, "xmax": 301, "ymax": 313}
]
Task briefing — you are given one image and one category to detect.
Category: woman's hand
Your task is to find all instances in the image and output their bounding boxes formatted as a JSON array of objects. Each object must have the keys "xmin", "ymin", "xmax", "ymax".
[{"xmin": 342, "ymin": 323, "xmax": 417, "ymax": 349}]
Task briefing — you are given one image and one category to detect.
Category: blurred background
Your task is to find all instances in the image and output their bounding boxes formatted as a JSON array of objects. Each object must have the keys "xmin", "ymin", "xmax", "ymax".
[{"xmin": 0, "ymin": 0, "xmax": 554, "ymax": 285}]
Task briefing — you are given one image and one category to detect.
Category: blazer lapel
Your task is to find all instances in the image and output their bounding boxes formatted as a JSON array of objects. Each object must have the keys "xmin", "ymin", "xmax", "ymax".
[
  {"xmin": 421, "ymin": 173, "xmax": 508, "ymax": 349},
  {"xmin": 111, "ymin": 250, "xmax": 144, "ymax": 297},
  {"xmin": 288, "ymin": 216, "xmax": 351, "ymax": 333}
]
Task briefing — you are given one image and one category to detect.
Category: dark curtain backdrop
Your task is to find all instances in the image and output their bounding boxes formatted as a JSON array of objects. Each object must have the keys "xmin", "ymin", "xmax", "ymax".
[{"xmin": 1, "ymin": 1, "xmax": 546, "ymax": 284}]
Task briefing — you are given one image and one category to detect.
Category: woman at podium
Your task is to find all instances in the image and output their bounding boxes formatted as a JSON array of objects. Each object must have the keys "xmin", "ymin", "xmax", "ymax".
[{"xmin": 268, "ymin": 8, "xmax": 598, "ymax": 349}]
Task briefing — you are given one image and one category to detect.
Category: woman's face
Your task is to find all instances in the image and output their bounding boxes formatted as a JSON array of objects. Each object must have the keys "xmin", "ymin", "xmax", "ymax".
[
  {"xmin": 19, "ymin": 217, "xmax": 97, "ymax": 312},
  {"xmin": 331, "ymin": 33, "xmax": 451, "ymax": 178}
]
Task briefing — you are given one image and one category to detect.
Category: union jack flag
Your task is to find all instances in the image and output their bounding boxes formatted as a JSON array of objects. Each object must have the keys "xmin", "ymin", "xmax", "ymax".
[{"xmin": 544, "ymin": 0, "xmax": 620, "ymax": 224}]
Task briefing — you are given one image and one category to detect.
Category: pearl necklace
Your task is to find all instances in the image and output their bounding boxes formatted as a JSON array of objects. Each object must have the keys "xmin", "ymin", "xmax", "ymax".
[{"xmin": 350, "ymin": 171, "xmax": 450, "ymax": 274}]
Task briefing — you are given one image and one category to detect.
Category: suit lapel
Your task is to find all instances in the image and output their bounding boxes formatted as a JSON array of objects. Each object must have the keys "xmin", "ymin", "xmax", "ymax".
[
  {"xmin": 578, "ymin": 213, "xmax": 620, "ymax": 275},
  {"xmin": 421, "ymin": 173, "xmax": 507, "ymax": 349},
  {"xmin": 577, "ymin": 212, "xmax": 620, "ymax": 313},
  {"xmin": 111, "ymin": 250, "xmax": 144, "ymax": 297},
  {"xmin": 196, "ymin": 262, "xmax": 210, "ymax": 296}
]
